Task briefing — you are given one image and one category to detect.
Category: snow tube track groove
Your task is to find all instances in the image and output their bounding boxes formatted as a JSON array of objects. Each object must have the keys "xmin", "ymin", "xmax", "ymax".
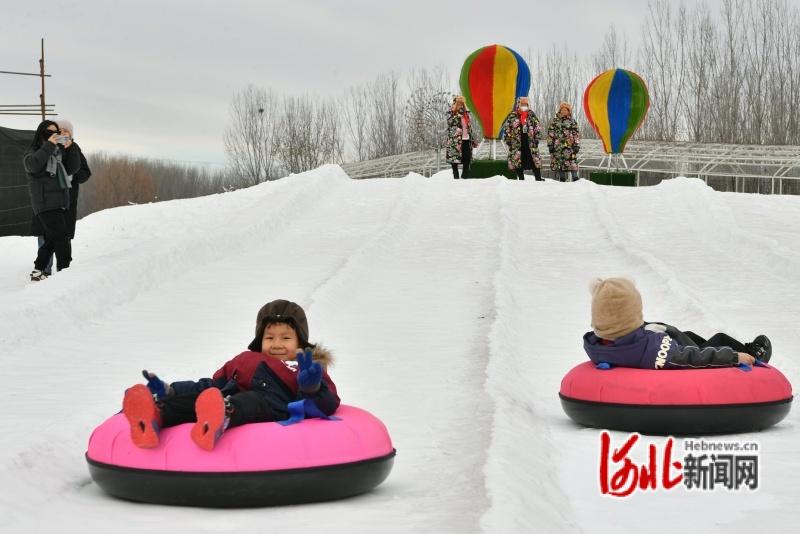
[
  {"xmin": 587, "ymin": 184, "xmax": 721, "ymax": 328},
  {"xmin": 481, "ymin": 183, "xmax": 578, "ymax": 533},
  {"xmin": 304, "ymin": 177, "xmax": 422, "ymax": 312},
  {"xmin": 668, "ymin": 182, "xmax": 800, "ymax": 283},
  {"xmin": 0, "ymin": 169, "xmax": 343, "ymax": 349}
]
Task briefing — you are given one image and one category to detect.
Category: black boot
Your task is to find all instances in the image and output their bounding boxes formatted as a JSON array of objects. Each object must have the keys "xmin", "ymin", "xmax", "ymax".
[{"xmin": 745, "ymin": 335, "xmax": 772, "ymax": 363}]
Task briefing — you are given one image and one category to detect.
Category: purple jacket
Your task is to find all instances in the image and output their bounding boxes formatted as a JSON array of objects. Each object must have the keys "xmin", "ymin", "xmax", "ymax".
[{"xmin": 583, "ymin": 324, "xmax": 739, "ymax": 370}]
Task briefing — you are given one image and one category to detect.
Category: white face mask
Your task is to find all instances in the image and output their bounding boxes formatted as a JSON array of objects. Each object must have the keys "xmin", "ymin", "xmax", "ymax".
[{"xmin": 519, "ymin": 105, "xmax": 529, "ymax": 112}]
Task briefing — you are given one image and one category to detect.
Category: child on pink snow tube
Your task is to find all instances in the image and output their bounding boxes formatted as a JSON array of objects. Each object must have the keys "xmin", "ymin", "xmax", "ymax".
[
  {"xmin": 122, "ymin": 299, "xmax": 339, "ymax": 451},
  {"xmin": 583, "ymin": 277, "xmax": 772, "ymax": 370}
]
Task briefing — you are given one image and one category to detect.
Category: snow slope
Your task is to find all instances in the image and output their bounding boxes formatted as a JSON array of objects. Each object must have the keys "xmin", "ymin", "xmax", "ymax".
[{"xmin": 0, "ymin": 167, "xmax": 797, "ymax": 533}]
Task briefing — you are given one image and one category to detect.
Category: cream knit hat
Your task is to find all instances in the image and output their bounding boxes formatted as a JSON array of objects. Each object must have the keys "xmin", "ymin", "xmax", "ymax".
[{"xmin": 590, "ymin": 277, "xmax": 644, "ymax": 339}]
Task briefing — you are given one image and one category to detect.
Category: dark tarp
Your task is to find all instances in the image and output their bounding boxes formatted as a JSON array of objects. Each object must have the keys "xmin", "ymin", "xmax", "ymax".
[{"xmin": 0, "ymin": 125, "xmax": 35, "ymax": 236}]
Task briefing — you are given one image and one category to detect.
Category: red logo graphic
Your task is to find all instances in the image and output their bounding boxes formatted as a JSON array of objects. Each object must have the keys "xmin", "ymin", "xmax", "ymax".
[{"xmin": 599, "ymin": 431, "xmax": 683, "ymax": 497}]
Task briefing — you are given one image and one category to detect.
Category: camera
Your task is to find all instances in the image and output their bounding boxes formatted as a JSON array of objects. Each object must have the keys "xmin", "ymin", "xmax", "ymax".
[{"xmin": 55, "ymin": 135, "xmax": 71, "ymax": 144}]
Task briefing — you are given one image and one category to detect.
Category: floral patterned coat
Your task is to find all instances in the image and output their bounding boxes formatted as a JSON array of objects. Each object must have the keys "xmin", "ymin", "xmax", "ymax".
[
  {"xmin": 547, "ymin": 115, "xmax": 581, "ymax": 171},
  {"xmin": 445, "ymin": 110, "xmax": 479, "ymax": 164},
  {"xmin": 501, "ymin": 110, "xmax": 542, "ymax": 170}
]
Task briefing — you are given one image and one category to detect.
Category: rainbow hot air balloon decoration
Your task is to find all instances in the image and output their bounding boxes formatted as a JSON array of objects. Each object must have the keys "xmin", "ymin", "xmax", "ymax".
[
  {"xmin": 583, "ymin": 68, "xmax": 649, "ymax": 157},
  {"xmin": 460, "ymin": 44, "xmax": 531, "ymax": 140}
]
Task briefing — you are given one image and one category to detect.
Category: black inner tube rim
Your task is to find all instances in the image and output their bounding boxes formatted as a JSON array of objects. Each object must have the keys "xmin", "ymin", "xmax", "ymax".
[{"xmin": 86, "ymin": 448, "xmax": 397, "ymax": 477}]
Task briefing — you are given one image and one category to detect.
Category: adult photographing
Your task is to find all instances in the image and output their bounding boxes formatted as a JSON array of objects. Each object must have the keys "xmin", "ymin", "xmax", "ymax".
[
  {"xmin": 445, "ymin": 96, "xmax": 479, "ymax": 179},
  {"xmin": 547, "ymin": 102, "xmax": 581, "ymax": 181},
  {"xmin": 501, "ymin": 96, "xmax": 543, "ymax": 181},
  {"xmin": 31, "ymin": 119, "xmax": 92, "ymax": 276},
  {"xmin": 24, "ymin": 120, "xmax": 80, "ymax": 281}
]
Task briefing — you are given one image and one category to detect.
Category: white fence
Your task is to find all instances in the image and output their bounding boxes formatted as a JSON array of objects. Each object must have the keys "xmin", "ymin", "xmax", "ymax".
[{"xmin": 342, "ymin": 139, "xmax": 800, "ymax": 195}]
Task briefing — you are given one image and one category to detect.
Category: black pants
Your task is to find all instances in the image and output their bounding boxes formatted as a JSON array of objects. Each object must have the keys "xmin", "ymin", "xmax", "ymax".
[
  {"xmin": 556, "ymin": 170, "xmax": 580, "ymax": 182},
  {"xmin": 159, "ymin": 390, "xmax": 289, "ymax": 430},
  {"xmin": 517, "ymin": 132, "xmax": 543, "ymax": 181},
  {"xmin": 160, "ymin": 367, "xmax": 293, "ymax": 429},
  {"xmin": 515, "ymin": 167, "xmax": 542, "ymax": 181},
  {"xmin": 682, "ymin": 331, "xmax": 748, "ymax": 353},
  {"xmin": 452, "ymin": 140, "xmax": 472, "ymax": 179},
  {"xmin": 34, "ymin": 209, "xmax": 70, "ymax": 271}
]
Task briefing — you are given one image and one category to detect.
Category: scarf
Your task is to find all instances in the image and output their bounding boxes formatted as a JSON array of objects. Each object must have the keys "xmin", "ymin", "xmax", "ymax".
[{"xmin": 45, "ymin": 147, "xmax": 72, "ymax": 190}]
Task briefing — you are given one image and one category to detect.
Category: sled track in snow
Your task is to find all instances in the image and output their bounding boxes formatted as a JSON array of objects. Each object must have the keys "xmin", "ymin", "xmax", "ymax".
[
  {"xmin": 0, "ymin": 169, "xmax": 343, "ymax": 350},
  {"xmin": 587, "ymin": 183, "xmax": 726, "ymax": 331},
  {"xmin": 480, "ymin": 182, "xmax": 584, "ymax": 534},
  {"xmin": 302, "ymin": 176, "xmax": 423, "ymax": 316}
]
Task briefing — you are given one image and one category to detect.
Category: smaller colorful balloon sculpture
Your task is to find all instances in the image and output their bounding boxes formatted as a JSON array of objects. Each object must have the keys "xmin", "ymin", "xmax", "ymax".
[
  {"xmin": 460, "ymin": 45, "xmax": 531, "ymax": 139},
  {"xmin": 583, "ymin": 68, "xmax": 649, "ymax": 154}
]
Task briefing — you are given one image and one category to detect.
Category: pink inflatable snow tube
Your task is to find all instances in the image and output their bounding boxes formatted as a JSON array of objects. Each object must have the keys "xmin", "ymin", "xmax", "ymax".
[
  {"xmin": 86, "ymin": 405, "xmax": 395, "ymax": 507},
  {"xmin": 559, "ymin": 361, "xmax": 793, "ymax": 434}
]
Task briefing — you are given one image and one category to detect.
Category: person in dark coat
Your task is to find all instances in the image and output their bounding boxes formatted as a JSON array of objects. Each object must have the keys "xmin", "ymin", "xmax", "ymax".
[
  {"xmin": 501, "ymin": 96, "xmax": 543, "ymax": 181},
  {"xmin": 32, "ymin": 119, "xmax": 91, "ymax": 276},
  {"xmin": 583, "ymin": 277, "xmax": 772, "ymax": 370},
  {"xmin": 122, "ymin": 300, "xmax": 340, "ymax": 450},
  {"xmin": 24, "ymin": 120, "xmax": 81, "ymax": 281}
]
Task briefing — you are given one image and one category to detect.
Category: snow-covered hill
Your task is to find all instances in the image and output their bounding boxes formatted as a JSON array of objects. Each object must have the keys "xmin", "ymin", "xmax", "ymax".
[{"xmin": 1, "ymin": 166, "xmax": 797, "ymax": 533}]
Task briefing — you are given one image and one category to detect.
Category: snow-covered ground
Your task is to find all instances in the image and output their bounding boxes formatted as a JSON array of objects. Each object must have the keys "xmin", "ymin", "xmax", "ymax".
[{"xmin": 1, "ymin": 166, "xmax": 797, "ymax": 533}]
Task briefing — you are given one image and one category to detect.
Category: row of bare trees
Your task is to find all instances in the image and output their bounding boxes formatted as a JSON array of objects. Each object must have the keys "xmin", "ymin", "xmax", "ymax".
[
  {"xmin": 227, "ymin": 1, "xmax": 800, "ymax": 184},
  {"xmin": 573, "ymin": 0, "xmax": 800, "ymax": 145},
  {"xmin": 528, "ymin": 0, "xmax": 800, "ymax": 146},
  {"xmin": 224, "ymin": 67, "xmax": 457, "ymax": 184},
  {"xmin": 78, "ymin": 0, "xmax": 800, "ymax": 217},
  {"xmin": 77, "ymin": 153, "xmax": 231, "ymax": 217}
]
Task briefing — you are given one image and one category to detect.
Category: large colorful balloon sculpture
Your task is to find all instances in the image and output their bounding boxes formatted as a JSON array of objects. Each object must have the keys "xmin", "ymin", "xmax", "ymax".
[
  {"xmin": 460, "ymin": 45, "xmax": 531, "ymax": 139},
  {"xmin": 583, "ymin": 68, "xmax": 649, "ymax": 154}
]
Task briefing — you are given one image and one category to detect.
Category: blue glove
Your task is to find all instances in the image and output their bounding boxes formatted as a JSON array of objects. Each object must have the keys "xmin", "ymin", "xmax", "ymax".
[
  {"xmin": 142, "ymin": 370, "xmax": 171, "ymax": 400},
  {"xmin": 296, "ymin": 348, "xmax": 322, "ymax": 393}
]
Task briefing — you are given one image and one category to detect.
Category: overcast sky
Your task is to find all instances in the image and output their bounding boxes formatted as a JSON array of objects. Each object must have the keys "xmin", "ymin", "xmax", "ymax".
[{"xmin": 2, "ymin": 0, "xmax": 720, "ymax": 168}]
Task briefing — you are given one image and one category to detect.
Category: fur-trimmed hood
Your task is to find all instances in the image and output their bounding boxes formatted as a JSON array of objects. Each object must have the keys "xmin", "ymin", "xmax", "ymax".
[{"xmin": 308, "ymin": 343, "xmax": 334, "ymax": 369}]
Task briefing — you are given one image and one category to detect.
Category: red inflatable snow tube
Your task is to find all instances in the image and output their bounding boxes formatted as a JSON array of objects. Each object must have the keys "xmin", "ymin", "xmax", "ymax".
[{"xmin": 559, "ymin": 361, "xmax": 793, "ymax": 434}]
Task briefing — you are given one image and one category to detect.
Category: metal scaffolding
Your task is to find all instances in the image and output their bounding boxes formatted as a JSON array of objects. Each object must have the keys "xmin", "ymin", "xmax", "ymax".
[{"xmin": 341, "ymin": 139, "xmax": 800, "ymax": 195}]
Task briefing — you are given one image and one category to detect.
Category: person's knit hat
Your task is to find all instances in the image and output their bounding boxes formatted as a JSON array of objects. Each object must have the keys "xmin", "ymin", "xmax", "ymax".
[
  {"xmin": 247, "ymin": 299, "xmax": 309, "ymax": 351},
  {"xmin": 558, "ymin": 102, "xmax": 572, "ymax": 115},
  {"xmin": 590, "ymin": 277, "xmax": 643, "ymax": 339},
  {"xmin": 56, "ymin": 119, "xmax": 74, "ymax": 135}
]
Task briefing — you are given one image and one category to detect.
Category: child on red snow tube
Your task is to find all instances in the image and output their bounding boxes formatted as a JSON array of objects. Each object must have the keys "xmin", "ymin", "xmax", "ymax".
[
  {"xmin": 122, "ymin": 299, "xmax": 339, "ymax": 451},
  {"xmin": 583, "ymin": 277, "xmax": 772, "ymax": 370}
]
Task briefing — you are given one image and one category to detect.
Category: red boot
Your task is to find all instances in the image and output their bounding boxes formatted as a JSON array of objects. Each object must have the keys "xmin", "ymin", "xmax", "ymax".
[
  {"xmin": 191, "ymin": 388, "xmax": 226, "ymax": 451},
  {"xmin": 122, "ymin": 384, "xmax": 162, "ymax": 448}
]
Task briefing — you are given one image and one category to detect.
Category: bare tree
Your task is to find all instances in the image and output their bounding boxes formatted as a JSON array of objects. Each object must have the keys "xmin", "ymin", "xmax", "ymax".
[
  {"xmin": 341, "ymin": 84, "xmax": 371, "ymax": 162},
  {"xmin": 710, "ymin": 0, "xmax": 746, "ymax": 143},
  {"xmin": 277, "ymin": 96, "xmax": 343, "ymax": 174},
  {"xmin": 639, "ymin": 1, "xmax": 687, "ymax": 141},
  {"xmin": 592, "ymin": 24, "xmax": 631, "ymax": 73},
  {"xmin": 741, "ymin": 0, "xmax": 777, "ymax": 144},
  {"xmin": 768, "ymin": 1, "xmax": 800, "ymax": 144},
  {"xmin": 681, "ymin": 3, "xmax": 718, "ymax": 143},
  {"xmin": 223, "ymin": 85, "xmax": 283, "ymax": 186},
  {"xmin": 366, "ymin": 72, "xmax": 406, "ymax": 159},
  {"xmin": 532, "ymin": 45, "xmax": 587, "ymax": 133}
]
